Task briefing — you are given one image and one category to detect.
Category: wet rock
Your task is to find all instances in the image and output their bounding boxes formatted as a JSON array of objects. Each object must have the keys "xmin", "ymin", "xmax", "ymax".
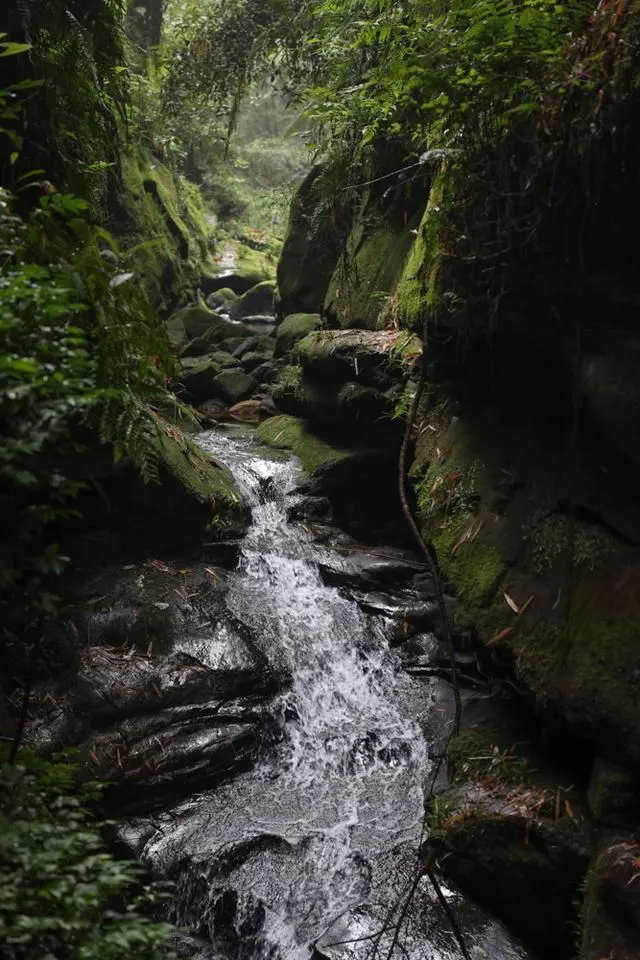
[
  {"xmin": 241, "ymin": 351, "xmax": 271, "ymax": 374},
  {"xmin": 88, "ymin": 698, "xmax": 277, "ymax": 814},
  {"xmin": 256, "ymin": 415, "xmax": 410, "ymax": 545},
  {"xmin": 198, "ymin": 398, "xmax": 230, "ymax": 424},
  {"xmin": 297, "ymin": 329, "xmax": 421, "ymax": 390},
  {"xmin": 227, "ymin": 400, "xmax": 264, "ymax": 424},
  {"xmin": 178, "ymin": 357, "xmax": 221, "ymax": 404},
  {"xmin": 211, "ymin": 369, "xmax": 257, "ymax": 405},
  {"xmin": 242, "ymin": 314, "xmax": 277, "ymax": 332},
  {"xmin": 353, "ymin": 590, "xmax": 452, "ymax": 632},
  {"xmin": 317, "ymin": 553, "xmax": 427, "ymax": 591},
  {"xmin": 201, "ymin": 270, "xmax": 266, "ymax": 297},
  {"xmin": 430, "ymin": 731, "xmax": 591, "ymax": 959},
  {"xmin": 175, "ymin": 305, "xmax": 252, "ymax": 343},
  {"xmin": 287, "ymin": 496, "xmax": 335, "ymax": 524},
  {"xmin": 206, "ymin": 287, "xmax": 237, "ymax": 310},
  {"xmin": 231, "ymin": 336, "xmax": 260, "ymax": 359},
  {"xmin": 230, "ymin": 280, "xmax": 276, "ymax": 320},
  {"xmin": 201, "ymin": 540, "xmax": 243, "ymax": 568},
  {"xmin": 274, "ymin": 313, "xmax": 322, "ymax": 358}
]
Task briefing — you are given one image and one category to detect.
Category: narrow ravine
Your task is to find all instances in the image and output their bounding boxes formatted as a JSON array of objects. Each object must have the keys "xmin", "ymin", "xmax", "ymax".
[{"xmin": 122, "ymin": 428, "xmax": 531, "ymax": 960}]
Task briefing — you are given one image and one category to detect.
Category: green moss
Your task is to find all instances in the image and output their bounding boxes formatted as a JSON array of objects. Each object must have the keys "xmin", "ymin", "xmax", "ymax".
[
  {"xmin": 394, "ymin": 168, "xmax": 449, "ymax": 331},
  {"xmin": 116, "ymin": 146, "xmax": 211, "ymax": 310},
  {"xmin": 256, "ymin": 415, "xmax": 351, "ymax": 476},
  {"xmin": 275, "ymin": 313, "xmax": 323, "ymax": 358},
  {"xmin": 155, "ymin": 428, "xmax": 247, "ymax": 536},
  {"xmin": 324, "ymin": 205, "xmax": 418, "ymax": 330},
  {"xmin": 206, "ymin": 287, "xmax": 237, "ymax": 308},
  {"xmin": 435, "ymin": 520, "xmax": 506, "ymax": 608}
]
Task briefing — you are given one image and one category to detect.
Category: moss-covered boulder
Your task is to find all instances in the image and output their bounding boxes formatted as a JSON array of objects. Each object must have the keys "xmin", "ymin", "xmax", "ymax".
[
  {"xmin": 230, "ymin": 280, "xmax": 276, "ymax": 320},
  {"xmin": 251, "ymin": 361, "xmax": 279, "ymax": 385},
  {"xmin": 275, "ymin": 166, "xmax": 344, "ymax": 319},
  {"xmin": 114, "ymin": 146, "xmax": 211, "ymax": 312},
  {"xmin": 410, "ymin": 398, "xmax": 640, "ymax": 772},
  {"xmin": 206, "ymin": 287, "xmax": 237, "ymax": 310},
  {"xmin": 430, "ymin": 730, "xmax": 590, "ymax": 958},
  {"xmin": 202, "ymin": 240, "xmax": 276, "ymax": 297},
  {"xmin": 174, "ymin": 303, "xmax": 252, "ymax": 343},
  {"xmin": 65, "ymin": 424, "xmax": 249, "ymax": 560},
  {"xmin": 240, "ymin": 351, "xmax": 271, "ymax": 374},
  {"xmin": 296, "ymin": 328, "xmax": 421, "ymax": 388},
  {"xmin": 176, "ymin": 357, "xmax": 221, "ymax": 405},
  {"xmin": 210, "ymin": 369, "xmax": 257, "ymax": 405},
  {"xmin": 256, "ymin": 415, "xmax": 408, "ymax": 543},
  {"xmin": 274, "ymin": 313, "xmax": 323, "ymax": 358}
]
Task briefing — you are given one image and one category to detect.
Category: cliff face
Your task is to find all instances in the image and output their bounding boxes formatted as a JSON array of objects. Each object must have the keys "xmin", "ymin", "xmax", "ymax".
[{"xmin": 274, "ymin": 128, "xmax": 640, "ymax": 956}]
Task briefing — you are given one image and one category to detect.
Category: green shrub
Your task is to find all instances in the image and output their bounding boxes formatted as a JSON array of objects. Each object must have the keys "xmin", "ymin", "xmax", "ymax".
[{"xmin": 0, "ymin": 752, "xmax": 176, "ymax": 960}]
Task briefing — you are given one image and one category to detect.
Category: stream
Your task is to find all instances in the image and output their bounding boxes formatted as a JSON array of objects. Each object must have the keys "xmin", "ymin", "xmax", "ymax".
[{"xmin": 122, "ymin": 428, "xmax": 532, "ymax": 960}]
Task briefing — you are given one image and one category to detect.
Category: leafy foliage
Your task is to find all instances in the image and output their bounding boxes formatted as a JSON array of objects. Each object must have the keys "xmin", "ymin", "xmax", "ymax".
[{"xmin": 0, "ymin": 752, "xmax": 175, "ymax": 960}]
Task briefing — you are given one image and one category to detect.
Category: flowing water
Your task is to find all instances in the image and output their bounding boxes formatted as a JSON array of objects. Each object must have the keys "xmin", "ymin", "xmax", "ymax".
[{"xmin": 133, "ymin": 428, "xmax": 531, "ymax": 960}]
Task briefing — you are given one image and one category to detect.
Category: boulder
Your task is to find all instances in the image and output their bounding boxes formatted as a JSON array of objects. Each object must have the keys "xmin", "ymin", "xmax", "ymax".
[
  {"xmin": 231, "ymin": 336, "xmax": 260, "ymax": 359},
  {"xmin": 198, "ymin": 398, "xmax": 230, "ymax": 423},
  {"xmin": 275, "ymin": 166, "xmax": 343, "ymax": 319},
  {"xmin": 317, "ymin": 552, "xmax": 427, "ymax": 591},
  {"xmin": 256, "ymin": 415, "xmax": 409, "ymax": 544},
  {"xmin": 228, "ymin": 400, "xmax": 264, "ymax": 424},
  {"xmin": 208, "ymin": 350, "xmax": 238, "ymax": 369},
  {"xmin": 240, "ymin": 351, "xmax": 271, "ymax": 374},
  {"xmin": 206, "ymin": 287, "xmax": 237, "ymax": 310},
  {"xmin": 200, "ymin": 270, "xmax": 267, "ymax": 297},
  {"xmin": 431, "ymin": 730, "xmax": 591, "ymax": 959},
  {"xmin": 296, "ymin": 328, "xmax": 421, "ymax": 388},
  {"xmin": 176, "ymin": 357, "xmax": 221, "ymax": 405},
  {"xmin": 230, "ymin": 280, "xmax": 276, "ymax": 320},
  {"xmin": 211, "ymin": 369, "xmax": 257, "ymax": 405},
  {"xmin": 251, "ymin": 361, "xmax": 278, "ymax": 385},
  {"xmin": 182, "ymin": 308, "xmax": 253, "ymax": 344},
  {"xmin": 274, "ymin": 313, "xmax": 322, "ymax": 358}
]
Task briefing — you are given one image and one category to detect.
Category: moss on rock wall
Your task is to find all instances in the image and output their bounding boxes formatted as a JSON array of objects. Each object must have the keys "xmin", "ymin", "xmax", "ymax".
[{"xmin": 110, "ymin": 146, "xmax": 211, "ymax": 312}]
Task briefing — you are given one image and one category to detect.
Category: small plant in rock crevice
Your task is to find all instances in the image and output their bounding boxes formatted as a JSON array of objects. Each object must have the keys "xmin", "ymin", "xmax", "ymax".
[{"xmin": 523, "ymin": 504, "xmax": 618, "ymax": 575}]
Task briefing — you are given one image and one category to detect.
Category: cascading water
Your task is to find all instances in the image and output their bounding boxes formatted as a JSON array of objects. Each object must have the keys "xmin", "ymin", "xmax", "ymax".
[{"xmin": 133, "ymin": 428, "xmax": 531, "ymax": 960}]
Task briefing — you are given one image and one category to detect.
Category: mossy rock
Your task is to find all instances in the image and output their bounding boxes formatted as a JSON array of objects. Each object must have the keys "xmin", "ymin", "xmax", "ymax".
[
  {"xmin": 274, "ymin": 313, "xmax": 323, "ymax": 358},
  {"xmin": 324, "ymin": 198, "xmax": 420, "ymax": 330},
  {"xmin": 175, "ymin": 304, "xmax": 252, "ymax": 342},
  {"xmin": 394, "ymin": 167, "xmax": 450, "ymax": 331},
  {"xmin": 156, "ymin": 429, "xmax": 248, "ymax": 535},
  {"xmin": 430, "ymin": 750, "xmax": 590, "ymax": 958},
  {"xmin": 411, "ymin": 401, "xmax": 640, "ymax": 772},
  {"xmin": 176, "ymin": 357, "xmax": 221, "ymax": 405},
  {"xmin": 256, "ymin": 415, "xmax": 352, "ymax": 476},
  {"xmin": 251, "ymin": 361, "xmax": 278, "ymax": 385},
  {"xmin": 240, "ymin": 351, "xmax": 271, "ymax": 374},
  {"xmin": 202, "ymin": 240, "xmax": 276, "ymax": 296},
  {"xmin": 208, "ymin": 350, "xmax": 239, "ymax": 369},
  {"xmin": 230, "ymin": 280, "xmax": 276, "ymax": 320},
  {"xmin": 115, "ymin": 146, "xmax": 210, "ymax": 311},
  {"xmin": 210, "ymin": 369, "xmax": 257, "ymax": 405},
  {"xmin": 206, "ymin": 287, "xmax": 238, "ymax": 309},
  {"xmin": 275, "ymin": 166, "xmax": 342, "ymax": 320},
  {"xmin": 296, "ymin": 328, "xmax": 421, "ymax": 388}
]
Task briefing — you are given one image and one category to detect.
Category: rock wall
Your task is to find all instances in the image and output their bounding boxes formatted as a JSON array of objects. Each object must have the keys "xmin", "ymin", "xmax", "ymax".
[
  {"xmin": 108, "ymin": 145, "xmax": 211, "ymax": 312},
  {"xmin": 273, "ymin": 142, "xmax": 640, "ymax": 957}
]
